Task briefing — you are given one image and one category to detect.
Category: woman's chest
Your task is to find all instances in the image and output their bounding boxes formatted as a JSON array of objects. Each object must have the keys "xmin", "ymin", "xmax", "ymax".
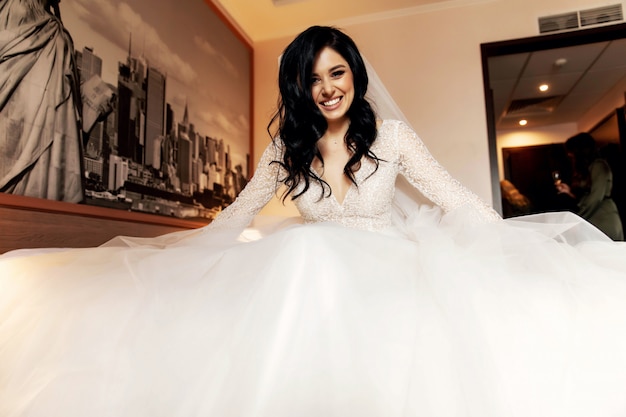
[{"xmin": 294, "ymin": 146, "xmax": 400, "ymax": 224}]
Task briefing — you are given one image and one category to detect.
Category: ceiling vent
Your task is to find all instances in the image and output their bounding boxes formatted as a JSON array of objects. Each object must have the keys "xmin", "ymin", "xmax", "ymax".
[
  {"xmin": 538, "ymin": 12, "xmax": 579, "ymax": 34},
  {"xmin": 580, "ymin": 4, "xmax": 623, "ymax": 27},
  {"xmin": 505, "ymin": 96, "xmax": 563, "ymax": 117},
  {"xmin": 538, "ymin": 4, "xmax": 623, "ymax": 34}
]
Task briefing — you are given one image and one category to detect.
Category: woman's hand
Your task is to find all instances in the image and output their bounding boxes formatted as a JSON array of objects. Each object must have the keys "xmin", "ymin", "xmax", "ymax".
[{"xmin": 556, "ymin": 182, "xmax": 576, "ymax": 198}]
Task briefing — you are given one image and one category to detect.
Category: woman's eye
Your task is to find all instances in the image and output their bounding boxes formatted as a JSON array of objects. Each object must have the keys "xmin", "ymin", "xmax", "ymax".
[
  {"xmin": 331, "ymin": 70, "xmax": 345, "ymax": 78},
  {"xmin": 311, "ymin": 77, "xmax": 321, "ymax": 85}
]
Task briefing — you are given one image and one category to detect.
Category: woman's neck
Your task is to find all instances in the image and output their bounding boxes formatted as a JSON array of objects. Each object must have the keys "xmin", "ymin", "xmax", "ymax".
[{"xmin": 322, "ymin": 118, "xmax": 350, "ymax": 144}]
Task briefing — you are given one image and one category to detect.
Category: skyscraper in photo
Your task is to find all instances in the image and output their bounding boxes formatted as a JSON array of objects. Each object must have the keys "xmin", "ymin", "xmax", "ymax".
[{"xmin": 145, "ymin": 67, "xmax": 166, "ymax": 169}]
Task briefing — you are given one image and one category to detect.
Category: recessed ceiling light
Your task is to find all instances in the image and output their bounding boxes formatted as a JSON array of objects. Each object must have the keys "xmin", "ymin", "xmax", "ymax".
[
  {"xmin": 519, "ymin": 119, "xmax": 528, "ymax": 126},
  {"xmin": 539, "ymin": 84, "xmax": 549, "ymax": 92}
]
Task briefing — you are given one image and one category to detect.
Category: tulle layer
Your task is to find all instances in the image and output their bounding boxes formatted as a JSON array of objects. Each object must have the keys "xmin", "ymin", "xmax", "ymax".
[{"xmin": 1, "ymin": 210, "xmax": 626, "ymax": 417}]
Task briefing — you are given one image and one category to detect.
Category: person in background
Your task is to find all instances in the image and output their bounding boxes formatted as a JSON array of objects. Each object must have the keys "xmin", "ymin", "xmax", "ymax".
[
  {"xmin": 500, "ymin": 178, "xmax": 533, "ymax": 217},
  {"xmin": 555, "ymin": 132, "xmax": 624, "ymax": 240}
]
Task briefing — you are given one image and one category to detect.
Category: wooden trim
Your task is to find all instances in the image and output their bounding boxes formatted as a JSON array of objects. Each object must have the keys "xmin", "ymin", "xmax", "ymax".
[{"xmin": 0, "ymin": 193, "xmax": 206, "ymax": 229}]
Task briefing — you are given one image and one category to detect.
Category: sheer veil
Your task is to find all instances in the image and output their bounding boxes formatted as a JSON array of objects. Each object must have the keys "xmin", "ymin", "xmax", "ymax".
[
  {"xmin": 363, "ymin": 56, "xmax": 408, "ymax": 127},
  {"xmin": 363, "ymin": 57, "xmax": 441, "ymax": 230}
]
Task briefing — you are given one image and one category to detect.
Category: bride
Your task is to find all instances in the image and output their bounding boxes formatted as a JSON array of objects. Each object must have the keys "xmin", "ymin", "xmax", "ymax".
[{"xmin": 1, "ymin": 25, "xmax": 626, "ymax": 417}]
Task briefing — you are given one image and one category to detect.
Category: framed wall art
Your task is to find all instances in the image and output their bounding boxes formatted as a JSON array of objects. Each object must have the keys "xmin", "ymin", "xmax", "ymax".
[{"xmin": 0, "ymin": 0, "xmax": 252, "ymax": 234}]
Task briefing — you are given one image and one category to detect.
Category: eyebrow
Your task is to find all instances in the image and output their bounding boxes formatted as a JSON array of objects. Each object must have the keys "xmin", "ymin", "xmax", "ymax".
[
  {"xmin": 312, "ymin": 64, "xmax": 347, "ymax": 76},
  {"xmin": 328, "ymin": 64, "xmax": 346, "ymax": 71}
]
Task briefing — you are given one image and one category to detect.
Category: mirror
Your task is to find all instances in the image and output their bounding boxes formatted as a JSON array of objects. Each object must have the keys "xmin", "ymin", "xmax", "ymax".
[{"xmin": 481, "ymin": 22, "xmax": 626, "ymax": 222}]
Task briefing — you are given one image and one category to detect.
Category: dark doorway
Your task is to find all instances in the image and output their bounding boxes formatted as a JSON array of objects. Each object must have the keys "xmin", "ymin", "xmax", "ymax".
[{"xmin": 502, "ymin": 144, "xmax": 571, "ymax": 216}]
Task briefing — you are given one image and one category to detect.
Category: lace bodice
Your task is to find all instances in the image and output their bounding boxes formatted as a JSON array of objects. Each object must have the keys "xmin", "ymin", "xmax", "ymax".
[{"xmin": 208, "ymin": 120, "xmax": 500, "ymax": 232}]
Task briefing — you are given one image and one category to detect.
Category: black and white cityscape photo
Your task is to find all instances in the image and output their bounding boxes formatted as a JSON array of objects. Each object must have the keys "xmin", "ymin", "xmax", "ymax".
[{"xmin": 0, "ymin": 0, "xmax": 251, "ymax": 222}]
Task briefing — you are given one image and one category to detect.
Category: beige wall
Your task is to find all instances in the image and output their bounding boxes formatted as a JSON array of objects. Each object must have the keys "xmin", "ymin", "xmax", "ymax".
[{"xmin": 252, "ymin": 0, "xmax": 626, "ymax": 217}]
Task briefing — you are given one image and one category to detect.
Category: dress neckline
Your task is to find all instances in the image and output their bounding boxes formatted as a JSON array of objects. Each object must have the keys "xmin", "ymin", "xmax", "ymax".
[
  {"xmin": 309, "ymin": 165, "xmax": 356, "ymax": 207},
  {"xmin": 309, "ymin": 120, "xmax": 390, "ymax": 206}
]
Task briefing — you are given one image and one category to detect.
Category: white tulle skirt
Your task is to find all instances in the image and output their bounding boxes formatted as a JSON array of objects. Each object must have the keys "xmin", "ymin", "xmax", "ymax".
[{"xmin": 1, "ymin": 208, "xmax": 626, "ymax": 417}]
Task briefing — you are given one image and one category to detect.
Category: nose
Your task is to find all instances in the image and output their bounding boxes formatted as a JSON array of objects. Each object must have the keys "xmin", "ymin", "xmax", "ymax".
[{"xmin": 320, "ymin": 79, "xmax": 333, "ymax": 96}]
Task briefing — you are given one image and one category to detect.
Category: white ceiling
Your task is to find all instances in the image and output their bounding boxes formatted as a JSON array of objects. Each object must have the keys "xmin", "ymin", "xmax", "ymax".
[
  {"xmin": 489, "ymin": 37, "xmax": 626, "ymax": 132},
  {"xmin": 210, "ymin": 0, "xmax": 466, "ymax": 42}
]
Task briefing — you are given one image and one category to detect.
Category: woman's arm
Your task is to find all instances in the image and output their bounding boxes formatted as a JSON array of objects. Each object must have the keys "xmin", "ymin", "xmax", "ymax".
[
  {"xmin": 395, "ymin": 121, "xmax": 501, "ymax": 223},
  {"xmin": 206, "ymin": 140, "xmax": 285, "ymax": 230},
  {"xmin": 577, "ymin": 159, "xmax": 612, "ymax": 219}
]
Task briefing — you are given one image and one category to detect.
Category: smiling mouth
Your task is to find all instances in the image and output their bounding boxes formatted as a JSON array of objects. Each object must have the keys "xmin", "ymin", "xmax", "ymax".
[{"xmin": 321, "ymin": 97, "xmax": 342, "ymax": 107}]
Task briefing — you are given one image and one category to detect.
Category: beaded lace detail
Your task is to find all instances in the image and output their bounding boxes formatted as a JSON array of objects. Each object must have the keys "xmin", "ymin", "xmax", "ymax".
[{"xmin": 208, "ymin": 120, "xmax": 500, "ymax": 232}]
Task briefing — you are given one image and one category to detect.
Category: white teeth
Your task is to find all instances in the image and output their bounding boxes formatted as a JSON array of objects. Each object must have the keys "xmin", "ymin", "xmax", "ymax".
[{"xmin": 322, "ymin": 97, "xmax": 341, "ymax": 106}]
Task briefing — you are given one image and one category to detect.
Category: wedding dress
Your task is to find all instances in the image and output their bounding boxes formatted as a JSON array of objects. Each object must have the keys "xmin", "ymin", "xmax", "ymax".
[{"xmin": 2, "ymin": 119, "xmax": 626, "ymax": 417}]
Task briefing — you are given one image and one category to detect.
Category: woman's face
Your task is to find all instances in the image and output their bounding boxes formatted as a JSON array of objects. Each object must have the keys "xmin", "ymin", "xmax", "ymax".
[{"xmin": 310, "ymin": 47, "xmax": 354, "ymax": 126}]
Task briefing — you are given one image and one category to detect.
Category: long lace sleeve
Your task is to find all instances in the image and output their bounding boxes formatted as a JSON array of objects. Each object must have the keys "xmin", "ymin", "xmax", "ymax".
[
  {"xmin": 395, "ymin": 121, "xmax": 501, "ymax": 223},
  {"xmin": 206, "ymin": 140, "xmax": 285, "ymax": 231}
]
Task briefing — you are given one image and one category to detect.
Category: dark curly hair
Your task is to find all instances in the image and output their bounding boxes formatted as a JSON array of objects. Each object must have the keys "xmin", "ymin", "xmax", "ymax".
[
  {"xmin": 267, "ymin": 26, "xmax": 380, "ymax": 201},
  {"xmin": 565, "ymin": 132, "xmax": 598, "ymax": 175}
]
